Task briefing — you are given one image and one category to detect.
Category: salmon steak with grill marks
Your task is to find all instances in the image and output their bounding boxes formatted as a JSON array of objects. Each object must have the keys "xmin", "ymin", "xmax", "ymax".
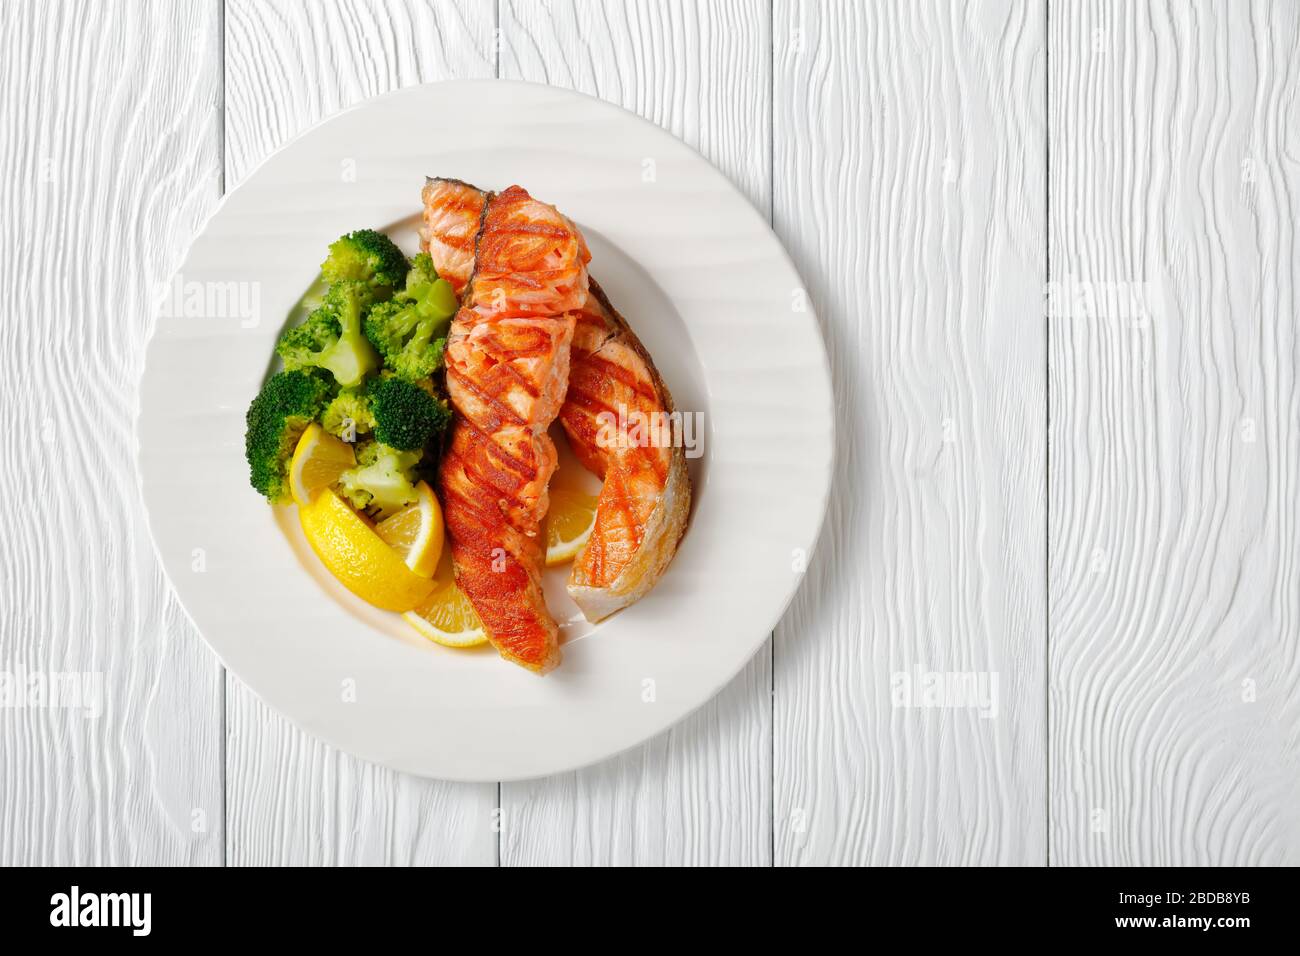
[
  {"xmin": 423, "ymin": 177, "xmax": 692, "ymax": 634},
  {"xmin": 436, "ymin": 184, "xmax": 589, "ymax": 674}
]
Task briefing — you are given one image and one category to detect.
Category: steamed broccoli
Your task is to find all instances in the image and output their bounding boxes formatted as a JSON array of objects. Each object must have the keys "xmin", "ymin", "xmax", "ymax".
[
  {"xmin": 336, "ymin": 440, "xmax": 423, "ymax": 517},
  {"xmin": 320, "ymin": 388, "xmax": 375, "ymax": 440},
  {"xmin": 321, "ymin": 229, "xmax": 409, "ymax": 292},
  {"xmin": 405, "ymin": 250, "xmax": 438, "ymax": 288},
  {"xmin": 275, "ymin": 279, "xmax": 381, "ymax": 387},
  {"xmin": 363, "ymin": 253, "xmax": 458, "ymax": 381},
  {"xmin": 367, "ymin": 376, "xmax": 451, "ymax": 451},
  {"xmin": 244, "ymin": 369, "xmax": 334, "ymax": 502}
]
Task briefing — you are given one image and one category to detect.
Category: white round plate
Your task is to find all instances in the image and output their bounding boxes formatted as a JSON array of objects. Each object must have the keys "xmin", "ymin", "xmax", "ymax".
[{"xmin": 138, "ymin": 80, "xmax": 832, "ymax": 781}]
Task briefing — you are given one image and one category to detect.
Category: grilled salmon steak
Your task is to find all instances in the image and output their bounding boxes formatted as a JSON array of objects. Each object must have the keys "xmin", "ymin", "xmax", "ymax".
[
  {"xmin": 437, "ymin": 185, "xmax": 590, "ymax": 673},
  {"xmin": 559, "ymin": 280, "xmax": 691, "ymax": 620},
  {"xmin": 423, "ymin": 178, "xmax": 691, "ymax": 626},
  {"xmin": 420, "ymin": 177, "xmax": 485, "ymax": 296}
]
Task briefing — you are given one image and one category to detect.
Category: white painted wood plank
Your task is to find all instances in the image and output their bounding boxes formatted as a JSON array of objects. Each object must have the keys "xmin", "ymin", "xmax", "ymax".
[
  {"xmin": 773, "ymin": 0, "xmax": 1048, "ymax": 866},
  {"xmin": 497, "ymin": 0, "xmax": 772, "ymax": 866},
  {"xmin": 1048, "ymin": 0, "xmax": 1300, "ymax": 865},
  {"xmin": 223, "ymin": 0, "xmax": 498, "ymax": 866},
  {"xmin": 0, "ymin": 0, "xmax": 224, "ymax": 865}
]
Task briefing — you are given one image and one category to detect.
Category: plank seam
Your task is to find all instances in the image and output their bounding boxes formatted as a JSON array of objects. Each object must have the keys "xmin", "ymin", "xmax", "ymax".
[
  {"xmin": 767, "ymin": 0, "xmax": 776, "ymax": 871},
  {"xmin": 1043, "ymin": 0, "xmax": 1051, "ymax": 869}
]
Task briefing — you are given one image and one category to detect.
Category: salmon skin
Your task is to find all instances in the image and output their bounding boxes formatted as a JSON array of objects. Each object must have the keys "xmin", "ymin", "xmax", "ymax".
[
  {"xmin": 424, "ymin": 177, "xmax": 691, "ymax": 626},
  {"xmin": 437, "ymin": 185, "xmax": 590, "ymax": 674}
]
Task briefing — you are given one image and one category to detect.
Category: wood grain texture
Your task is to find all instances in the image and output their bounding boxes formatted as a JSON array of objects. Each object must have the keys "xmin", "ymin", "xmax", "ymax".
[
  {"xmin": 772, "ymin": 0, "xmax": 1048, "ymax": 865},
  {"xmin": 13, "ymin": 0, "xmax": 1300, "ymax": 868},
  {"xmin": 1048, "ymin": 0, "xmax": 1300, "ymax": 865},
  {"xmin": 0, "ymin": 0, "xmax": 224, "ymax": 865},
  {"xmin": 497, "ymin": 0, "xmax": 772, "ymax": 867},
  {"xmin": 223, "ymin": 0, "xmax": 498, "ymax": 866}
]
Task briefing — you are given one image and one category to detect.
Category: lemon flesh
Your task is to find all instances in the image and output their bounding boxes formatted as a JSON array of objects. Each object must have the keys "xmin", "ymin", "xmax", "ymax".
[
  {"xmin": 403, "ymin": 547, "xmax": 488, "ymax": 648},
  {"xmin": 374, "ymin": 481, "xmax": 442, "ymax": 578},
  {"xmin": 544, "ymin": 487, "xmax": 599, "ymax": 566},
  {"xmin": 289, "ymin": 423, "xmax": 357, "ymax": 506},
  {"xmin": 299, "ymin": 489, "xmax": 435, "ymax": 612}
]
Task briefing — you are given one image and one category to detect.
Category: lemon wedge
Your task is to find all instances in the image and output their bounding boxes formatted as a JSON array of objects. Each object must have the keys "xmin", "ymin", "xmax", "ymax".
[
  {"xmin": 373, "ymin": 481, "xmax": 442, "ymax": 578},
  {"xmin": 289, "ymin": 423, "xmax": 356, "ymax": 506},
  {"xmin": 544, "ymin": 487, "xmax": 599, "ymax": 566},
  {"xmin": 403, "ymin": 546, "xmax": 488, "ymax": 648},
  {"xmin": 299, "ymin": 489, "xmax": 435, "ymax": 611}
]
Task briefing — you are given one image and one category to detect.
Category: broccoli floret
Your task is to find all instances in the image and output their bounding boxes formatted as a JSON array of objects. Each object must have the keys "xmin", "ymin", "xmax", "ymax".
[
  {"xmin": 364, "ymin": 300, "xmax": 448, "ymax": 381},
  {"xmin": 320, "ymin": 388, "xmax": 375, "ymax": 441},
  {"xmin": 321, "ymin": 229, "xmax": 409, "ymax": 292},
  {"xmin": 244, "ymin": 369, "xmax": 333, "ymax": 502},
  {"xmin": 336, "ymin": 440, "xmax": 423, "ymax": 517},
  {"xmin": 276, "ymin": 308, "xmax": 337, "ymax": 367},
  {"xmin": 275, "ymin": 279, "xmax": 381, "ymax": 387},
  {"xmin": 405, "ymin": 251, "xmax": 439, "ymax": 288},
  {"xmin": 363, "ymin": 256, "xmax": 458, "ymax": 381},
  {"xmin": 367, "ymin": 376, "xmax": 451, "ymax": 451}
]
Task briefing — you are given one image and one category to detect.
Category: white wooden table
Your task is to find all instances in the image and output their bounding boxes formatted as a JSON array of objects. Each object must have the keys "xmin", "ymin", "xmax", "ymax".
[{"xmin": 3, "ymin": 0, "xmax": 1297, "ymax": 866}]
